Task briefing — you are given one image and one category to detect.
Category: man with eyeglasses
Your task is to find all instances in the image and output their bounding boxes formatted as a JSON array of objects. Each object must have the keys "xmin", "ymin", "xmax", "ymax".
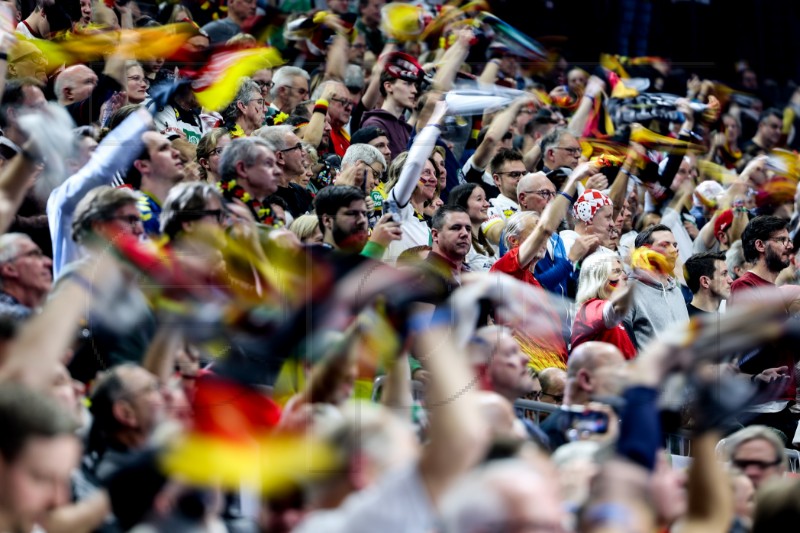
[
  {"xmin": 540, "ymin": 128, "xmax": 581, "ymax": 173},
  {"xmin": 484, "ymin": 149, "xmax": 526, "ymax": 245},
  {"xmin": 537, "ymin": 367, "xmax": 567, "ymax": 408},
  {"xmin": 729, "ymin": 216, "xmax": 799, "ymax": 439},
  {"xmin": 255, "ymin": 125, "xmax": 312, "ymax": 219},
  {"xmin": 312, "ymin": 80, "xmax": 353, "ymax": 157},
  {"xmin": 722, "ymin": 426, "xmax": 786, "ymax": 490},
  {"xmin": 269, "ymin": 66, "xmax": 310, "ymax": 116},
  {"xmin": 0, "ymin": 233, "xmax": 52, "ymax": 322}
]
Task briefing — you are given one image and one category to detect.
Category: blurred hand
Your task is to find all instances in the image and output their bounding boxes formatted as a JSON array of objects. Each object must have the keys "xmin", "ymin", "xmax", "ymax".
[
  {"xmin": 568, "ymin": 234, "xmax": 600, "ymax": 263},
  {"xmin": 369, "ymin": 214, "xmax": 402, "ymax": 247},
  {"xmin": 585, "ymin": 173, "xmax": 609, "ymax": 191}
]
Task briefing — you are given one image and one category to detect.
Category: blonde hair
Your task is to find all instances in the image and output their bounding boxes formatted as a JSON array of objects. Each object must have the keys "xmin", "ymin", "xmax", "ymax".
[
  {"xmin": 575, "ymin": 252, "xmax": 620, "ymax": 304},
  {"xmin": 289, "ymin": 214, "xmax": 320, "ymax": 242}
]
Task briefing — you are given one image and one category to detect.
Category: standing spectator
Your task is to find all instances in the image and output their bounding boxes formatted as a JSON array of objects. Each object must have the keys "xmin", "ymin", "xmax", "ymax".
[
  {"xmin": 483, "ymin": 149, "xmax": 527, "ymax": 244},
  {"xmin": 540, "ymin": 128, "xmax": 581, "ymax": 172},
  {"xmin": 741, "ymin": 108, "xmax": 783, "ymax": 163},
  {"xmin": 361, "ymin": 53, "xmax": 422, "ymax": 160},
  {"xmin": 128, "ymin": 132, "xmax": 186, "ymax": 236},
  {"xmin": 423, "ymin": 205, "xmax": 472, "ymax": 292},
  {"xmin": 624, "ymin": 224, "xmax": 689, "ymax": 349},
  {"xmin": 560, "ymin": 189, "xmax": 616, "ymax": 261},
  {"xmin": 355, "ymin": 0, "xmax": 385, "ymax": 55},
  {"xmin": 572, "ymin": 251, "xmax": 636, "ymax": 360},
  {"xmin": 684, "ymin": 252, "xmax": 732, "ymax": 316}
]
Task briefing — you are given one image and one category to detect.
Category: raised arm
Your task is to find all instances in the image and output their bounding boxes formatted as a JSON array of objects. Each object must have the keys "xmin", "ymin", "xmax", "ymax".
[
  {"xmin": 390, "ymin": 102, "xmax": 446, "ymax": 207},
  {"xmin": 0, "ymin": 145, "xmax": 41, "ymax": 234},
  {"xmin": 430, "ymin": 28, "xmax": 473, "ymax": 93},
  {"xmin": 517, "ymin": 162, "xmax": 595, "ymax": 268},
  {"xmin": 567, "ymin": 75, "xmax": 605, "ymax": 138},
  {"xmin": 471, "ymin": 96, "xmax": 532, "ymax": 171},
  {"xmin": 361, "ymin": 43, "xmax": 395, "ymax": 112}
]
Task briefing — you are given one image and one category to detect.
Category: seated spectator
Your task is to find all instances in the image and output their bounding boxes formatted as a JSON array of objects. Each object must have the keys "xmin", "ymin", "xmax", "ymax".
[
  {"xmin": 195, "ymin": 128, "xmax": 231, "ymax": 184},
  {"xmin": 269, "ymin": 66, "xmax": 310, "ymax": 116},
  {"xmin": 538, "ymin": 367, "xmax": 567, "ymax": 407},
  {"xmin": 217, "ymin": 137, "xmax": 280, "ymax": 225},
  {"xmin": 560, "ymin": 189, "xmax": 617, "ymax": 259},
  {"xmin": 256, "ymin": 125, "xmax": 313, "ymax": 218},
  {"xmin": 221, "ymin": 79, "xmax": 265, "ymax": 138},
  {"xmin": 289, "ymin": 214, "xmax": 324, "ymax": 244}
]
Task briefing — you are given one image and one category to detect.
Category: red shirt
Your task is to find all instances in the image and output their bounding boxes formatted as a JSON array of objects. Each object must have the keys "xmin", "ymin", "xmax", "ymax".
[
  {"xmin": 490, "ymin": 247, "xmax": 568, "ymax": 364},
  {"xmin": 490, "ymin": 247, "xmax": 540, "ymax": 287},
  {"xmin": 729, "ymin": 271, "xmax": 795, "ymax": 401},
  {"xmin": 572, "ymin": 298, "xmax": 637, "ymax": 360}
]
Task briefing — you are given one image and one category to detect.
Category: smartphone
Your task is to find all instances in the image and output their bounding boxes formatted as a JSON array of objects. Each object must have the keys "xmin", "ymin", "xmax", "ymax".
[
  {"xmin": 384, "ymin": 196, "xmax": 401, "ymax": 223},
  {"xmin": 560, "ymin": 405, "xmax": 609, "ymax": 440}
]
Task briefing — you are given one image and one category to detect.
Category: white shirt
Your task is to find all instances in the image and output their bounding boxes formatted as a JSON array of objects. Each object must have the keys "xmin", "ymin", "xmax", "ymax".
[{"xmin": 386, "ymin": 201, "xmax": 431, "ymax": 263}]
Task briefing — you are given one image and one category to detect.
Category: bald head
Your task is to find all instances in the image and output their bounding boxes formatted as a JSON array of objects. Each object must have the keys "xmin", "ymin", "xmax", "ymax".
[
  {"xmin": 517, "ymin": 172, "xmax": 556, "ymax": 213},
  {"xmin": 538, "ymin": 367, "xmax": 567, "ymax": 405},
  {"xmin": 55, "ymin": 65, "xmax": 98, "ymax": 105},
  {"xmin": 566, "ymin": 342, "xmax": 627, "ymax": 404}
]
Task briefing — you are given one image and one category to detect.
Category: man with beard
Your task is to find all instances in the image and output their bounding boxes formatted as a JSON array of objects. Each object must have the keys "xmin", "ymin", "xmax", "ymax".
[
  {"xmin": 422, "ymin": 206, "xmax": 472, "ymax": 294},
  {"xmin": 623, "ymin": 225, "xmax": 689, "ymax": 349},
  {"xmin": 729, "ymin": 216, "xmax": 797, "ymax": 440},
  {"xmin": 314, "ymin": 185, "xmax": 401, "ymax": 256}
]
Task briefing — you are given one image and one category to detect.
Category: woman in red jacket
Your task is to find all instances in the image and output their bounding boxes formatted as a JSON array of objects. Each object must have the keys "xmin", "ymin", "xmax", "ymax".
[{"xmin": 571, "ymin": 251, "xmax": 637, "ymax": 359}]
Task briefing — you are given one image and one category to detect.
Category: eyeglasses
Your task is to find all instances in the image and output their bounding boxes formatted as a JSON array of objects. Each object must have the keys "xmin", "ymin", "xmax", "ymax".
[
  {"xmin": 248, "ymin": 98, "xmax": 266, "ymax": 107},
  {"xmin": 127, "ymin": 75, "xmax": 150, "ymax": 87},
  {"xmin": 731, "ymin": 458, "xmax": 782, "ymax": 470},
  {"xmin": 109, "ymin": 215, "xmax": 144, "ymax": 227},
  {"xmin": 554, "ymin": 146, "xmax": 581, "ymax": 156},
  {"xmin": 767, "ymin": 236, "xmax": 792, "ymax": 246},
  {"xmin": 4, "ymin": 248, "xmax": 45, "ymax": 263},
  {"xmin": 279, "ymin": 143, "xmax": 303, "ymax": 154},
  {"xmin": 192, "ymin": 209, "xmax": 227, "ymax": 223},
  {"xmin": 362, "ymin": 164, "xmax": 383, "ymax": 180},
  {"xmin": 541, "ymin": 391, "xmax": 564, "ymax": 403},
  {"xmin": 285, "ymin": 86, "xmax": 309, "ymax": 97},
  {"xmin": 524, "ymin": 189, "xmax": 556, "ymax": 200},
  {"xmin": 330, "ymin": 96, "xmax": 354, "ymax": 109},
  {"xmin": 254, "ymin": 80, "xmax": 274, "ymax": 90},
  {"xmin": 495, "ymin": 170, "xmax": 526, "ymax": 179}
]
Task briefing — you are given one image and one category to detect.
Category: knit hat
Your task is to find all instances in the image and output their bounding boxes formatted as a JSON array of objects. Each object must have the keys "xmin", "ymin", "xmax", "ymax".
[{"xmin": 573, "ymin": 189, "xmax": 612, "ymax": 223}]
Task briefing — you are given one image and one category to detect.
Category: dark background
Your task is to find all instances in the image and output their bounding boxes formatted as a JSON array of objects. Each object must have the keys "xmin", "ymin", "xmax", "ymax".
[{"xmin": 490, "ymin": 0, "xmax": 800, "ymax": 92}]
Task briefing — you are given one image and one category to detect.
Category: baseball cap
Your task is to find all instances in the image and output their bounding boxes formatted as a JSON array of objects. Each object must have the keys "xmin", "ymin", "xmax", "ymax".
[
  {"xmin": 713, "ymin": 209, "xmax": 734, "ymax": 239},
  {"xmin": 384, "ymin": 52, "xmax": 425, "ymax": 83}
]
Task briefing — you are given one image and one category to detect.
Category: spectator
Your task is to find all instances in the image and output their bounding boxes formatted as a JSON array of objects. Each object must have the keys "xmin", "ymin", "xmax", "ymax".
[
  {"xmin": 624, "ymin": 224, "xmax": 689, "ymax": 349},
  {"xmin": 256, "ymin": 125, "xmax": 313, "ymax": 218},
  {"xmin": 483, "ymin": 149, "xmax": 527, "ymax": 244},
  {"xmin": 222, "ymin": 79, "xmax": 265, "ymax": 138},
  {"xmin": 289, "ymin": 213, "xmax": 324, "ymax": 244},
  {"xmin": 726, "ymin": 240, "xmax": 750, "ymax": 281},
  {"xmin": 572, "ymin": 251, "xmax": 636, "ymax": 359},
  {"xmin": 355, "ymin": 0, "xmax": 385, "ymax": 55},
  {"xmin": 446, "ymin": 183, "xmax": 496, "ymax": 271},
  {"xmin": 312, "ymin": 80, "xmax": 353, "ymax": 157},
  {"xmin": 195, "ymin": 128, "xmax": 231, "ymax": 184},
  {"xmin": 0, "ymin": 234, "xmax": 52, "ymax": 322},
  {"xmin": 361, "ymin": 53, "xmax": 423, "ymax": 159},
  {"xmin": 684, "ymin": 252, "xmax": 732, "ymax": 315},
  {"xmin": 153, "ymin": 82, "xmax": 207, "ymax": 145},
  {"xmin": 720, "ymin": 425, "xmax": 786, "ymax": 490},
  {"xmin": 218, "ymin": 137, "xmax": 281, "ymax": 225},
  {"xmin": 560, "ymin": 189, "xmax": 617, "ymax": 259},
  {"xmin": 538, "ymin": 367, "xmax": 567, "ymax": 407},
  {"xmin": 422, "ymin": 205, "xmax": 472, "ymax": 292},
  {"xmin": 741, "ymin": 108, "xmax": 783, "ymax": 162},
  {"xmin": 269, "ymin": 66, "xmax": 310, "ymax": 116},
  {"xmin": 470, "ymin": 325, "xmax": 534, "ymax": 403},
  {"xmin": 540, "ymin": 127, "xmax": 581, "ymax": 172},
  {"xmin": 128, "ymin": 132, "xmax": 186, "ymax": 235}
]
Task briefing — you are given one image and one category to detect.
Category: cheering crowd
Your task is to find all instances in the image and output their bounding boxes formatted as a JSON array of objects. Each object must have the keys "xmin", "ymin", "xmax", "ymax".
[{"xmin": 3, "ymin": 0, "xmax": 800, "ymax": 532}]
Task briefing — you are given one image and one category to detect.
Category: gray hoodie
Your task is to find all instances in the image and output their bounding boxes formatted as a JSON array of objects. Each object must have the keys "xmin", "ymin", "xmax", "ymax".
[{"xmin": 624, "ymin": 274, "xmax": 690, "ymax": 349}]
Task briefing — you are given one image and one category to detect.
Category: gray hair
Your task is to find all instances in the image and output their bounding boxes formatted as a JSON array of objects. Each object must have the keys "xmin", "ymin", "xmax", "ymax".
[
  {"xmin": 0, "ymin": 233, "xmax": 32, "ymax": 265},
  {"xmin": 341, "ymin": 143, "xmax": 386, "ymax": 170},
  {"xmin": 160, "ymin": 182, "xmax": 225, "ymax": 239},
  {"xmin": 254, "ymin": 124, "xmax": 293, "ymax": 151},
  {"xmin": 71, "ymin": 186, "xmax": 141, "ymax": 244},
  {"xmin": 270, "ymin": 66, "xmax": 310, "ymax": 101},
  {"xmin": 222, "ymin": 78, "xmax": 261, "ymax": 123},
  {"xmin": 344, "ymin": 64, "xmax": 365, "ymax": 91},
  {"xmin": 719, "ymin": 425, "xmax": 788, "ymax": 471},
  {"xmin": 540, "ymin": 127, "xmax": 573, "ymax": 156},
  {"xmin": 575, "ymin": 251, "xmax": 620, "ymax": 304},
  {"xmin": 502, "ymin": 211, "xmax": 539, "ymax": 251},
  {"xmin": 726, "ymin": 240, "xmax": 746, "ymax": 281},
  {"xmin": 439, "ymin": 460, "xmax": 544, "ymax": 533},
  {"xmin": 516, "ymin": 171, "xmax": 549, "ymax": 204},
  {"xmin": 219, "ymin": 137, "xmax": 273, "ymax": 182}
]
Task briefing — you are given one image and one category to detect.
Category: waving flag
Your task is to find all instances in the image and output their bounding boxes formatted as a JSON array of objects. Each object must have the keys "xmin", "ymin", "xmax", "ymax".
[
  {"xmin": 192, "ymin": 46, "xmax": 284, "ymax": 111},
  {"xmin": 476, "ymin": 12, "xmax": 547, "ymax": 61}
]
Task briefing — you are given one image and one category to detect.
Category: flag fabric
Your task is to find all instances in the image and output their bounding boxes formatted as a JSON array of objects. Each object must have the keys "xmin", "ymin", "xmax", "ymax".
[{"xmin": 192, "ymin": 46, "xmax": 284, "ymax": 111}]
